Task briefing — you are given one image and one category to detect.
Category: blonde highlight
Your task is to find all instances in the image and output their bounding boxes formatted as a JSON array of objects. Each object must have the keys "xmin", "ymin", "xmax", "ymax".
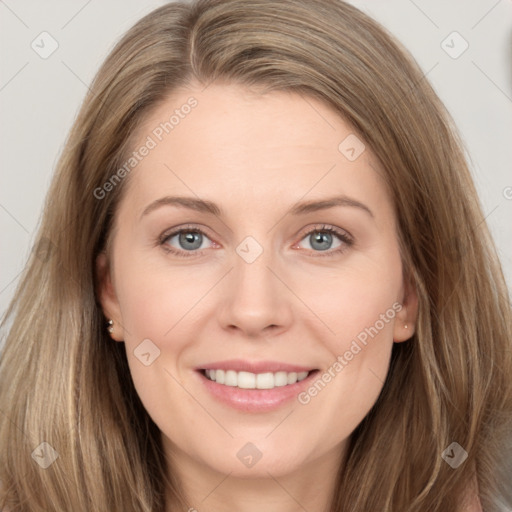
[{"xmin": 1, "ymin": 1, "xmax": 511, "ymax": 510}]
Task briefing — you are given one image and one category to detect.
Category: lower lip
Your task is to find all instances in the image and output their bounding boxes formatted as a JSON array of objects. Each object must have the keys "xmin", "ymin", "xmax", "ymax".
[{"xmin": 196, "ymin": 370, "xmax": 319, "ymax": 413}]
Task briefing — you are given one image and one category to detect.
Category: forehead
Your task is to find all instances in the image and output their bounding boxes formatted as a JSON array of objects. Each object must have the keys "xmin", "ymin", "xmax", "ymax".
[{"xmin": 118, "ymin": 82, "xmax": 392, "ymax": 222}]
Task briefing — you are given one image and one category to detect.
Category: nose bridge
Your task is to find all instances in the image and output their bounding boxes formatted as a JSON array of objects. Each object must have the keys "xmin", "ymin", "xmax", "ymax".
[
  {"xmin": 233, "ymin": 234, "xmax": 280, "ymax": 308},
  {"xmin": 217, "ymin": 232, "xmax": 292, "ymax": 336}
]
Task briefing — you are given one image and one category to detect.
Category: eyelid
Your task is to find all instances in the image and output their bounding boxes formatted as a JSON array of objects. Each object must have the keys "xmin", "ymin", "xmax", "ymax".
[{"xmin": 294, "ymin": 223, "xmax": 353, "ymax": 244}]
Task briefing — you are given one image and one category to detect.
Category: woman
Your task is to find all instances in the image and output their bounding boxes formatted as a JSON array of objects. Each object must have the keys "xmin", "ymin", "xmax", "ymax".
[{"xmin": 1, "ymin": 0, "xmax": 511, "ymax": 510}]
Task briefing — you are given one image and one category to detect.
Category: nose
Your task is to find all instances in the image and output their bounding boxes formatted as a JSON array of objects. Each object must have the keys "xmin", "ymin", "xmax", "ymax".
[{"xmin": 216, "ymin": 247, "xmax": 294, "ymax": 339}]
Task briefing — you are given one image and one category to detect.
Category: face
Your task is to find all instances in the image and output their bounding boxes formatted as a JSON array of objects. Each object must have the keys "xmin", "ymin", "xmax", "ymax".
[{"xmin": 97, "ymin": 82, "xmax": 417, "ymax": 482}]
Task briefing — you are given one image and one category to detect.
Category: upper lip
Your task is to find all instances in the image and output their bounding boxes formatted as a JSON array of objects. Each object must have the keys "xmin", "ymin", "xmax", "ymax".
[{"xmin": 197, "ymin": 359, "xmax": 317, "ymax": 374}]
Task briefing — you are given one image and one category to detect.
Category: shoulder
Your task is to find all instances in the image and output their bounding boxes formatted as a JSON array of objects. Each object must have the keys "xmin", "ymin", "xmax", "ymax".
[
  {"xmin": 463, "ymin": 477, "xmax": 483, "ymax": 512},
  {"xmin": 465, "ymin": 497, "xmax": 482, "ymax": 512},
  {"xmin": 465, "ymin": 497, "xmax": 483, "ymax": 512}
]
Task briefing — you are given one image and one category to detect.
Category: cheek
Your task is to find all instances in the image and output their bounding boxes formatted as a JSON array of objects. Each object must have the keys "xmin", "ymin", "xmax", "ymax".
[
  {"xmin": 112, "ymin": 254, "xmax": 216, "ymax": 403},
  {"xmin": 293, "ymin": 253, "xmax": 402, "ymax": 423},
  {"xmin": 296, "ymin": 254, "xmax": 402, "ymax": 347},
  {"xmin": 113, "ymin": 257, "xmax": 202, "ymax": 429},
  {"xmin": 114, "ymin": 254, "xmax": 207, "ymax": 345}
]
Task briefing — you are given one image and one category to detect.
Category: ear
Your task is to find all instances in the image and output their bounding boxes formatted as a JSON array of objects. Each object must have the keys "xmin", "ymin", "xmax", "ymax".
[
  {"xmin": 393, "ymin": 271, "xmax": 419, "ymax": 343},
  {"xmin": 96, "ymin": 252, "xmax": 124, "ymax": 342}
]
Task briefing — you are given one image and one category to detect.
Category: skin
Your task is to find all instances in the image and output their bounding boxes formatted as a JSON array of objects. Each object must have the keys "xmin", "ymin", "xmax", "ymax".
[{"xmin": 97, "ymin": 82, "xmax": 418, "ymax": 512}]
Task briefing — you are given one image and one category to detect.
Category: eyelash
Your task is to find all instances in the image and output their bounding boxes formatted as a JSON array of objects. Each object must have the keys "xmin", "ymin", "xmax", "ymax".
[{"xmin": 158, "ymin": 224, "xmax": 354, "ymax": 259}]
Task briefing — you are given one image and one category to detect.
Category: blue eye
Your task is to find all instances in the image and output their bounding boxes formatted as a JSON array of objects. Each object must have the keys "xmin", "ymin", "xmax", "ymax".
[
  {"xmin": 294, "ymin": 224, "xmax": 353, "ymax": 257},
  {"xmin": 160, "ymin": 226, "xmax": 212, "ymax": 257},
  {"xmin": 303, "ymin": 229, "xmax": 340, "ymax": 252},
  {"xmin": 159, "ymin": 224, "xmax": 353, "ymax": 258}
]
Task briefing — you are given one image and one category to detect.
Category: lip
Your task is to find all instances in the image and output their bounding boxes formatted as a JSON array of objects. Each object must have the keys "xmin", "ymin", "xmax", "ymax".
[
  {"xmin": 195, "ymin": 360, "xmax": 319, "ymax": 413},
  {"xmin": 196, "ymin": 359, "xmax": 315, "ymax": 374}
]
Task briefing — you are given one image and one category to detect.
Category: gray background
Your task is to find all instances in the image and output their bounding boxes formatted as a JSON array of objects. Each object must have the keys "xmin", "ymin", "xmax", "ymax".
[{"xmin": 1, "ymin": 0, "xmax": 511, "ymax": 321}]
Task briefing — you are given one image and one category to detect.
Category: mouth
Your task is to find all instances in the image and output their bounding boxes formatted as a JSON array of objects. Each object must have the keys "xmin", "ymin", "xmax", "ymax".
[{"xmin": 195, "ymin": 360, "xmax": 320, "ymax": 412}]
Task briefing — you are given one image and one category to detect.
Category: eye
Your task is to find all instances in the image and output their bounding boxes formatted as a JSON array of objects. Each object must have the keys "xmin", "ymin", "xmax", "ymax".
[
  {"xmin": 159, "ymin": 225, "xmax": 215, "ymax": 258},
  {"xmin": 294, "ymin": 224, "xmax": 353, "ymax": 257},
  {"xmin": 159, "ymin": 223, "xmax": 353, "ymax": 259}
]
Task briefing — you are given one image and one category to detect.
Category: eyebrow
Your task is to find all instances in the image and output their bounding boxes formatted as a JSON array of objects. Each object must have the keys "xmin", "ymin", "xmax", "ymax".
[{"xmin": 140, "ymin": 194, "xmax": 374, "ymax": 219}]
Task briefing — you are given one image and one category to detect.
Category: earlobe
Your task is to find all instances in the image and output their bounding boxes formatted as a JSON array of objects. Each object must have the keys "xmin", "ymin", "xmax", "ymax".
[
  {"xmin": 393, "ymin": 273, "xmax": 419, "ymax": 343},
  {"xmin": 95, "ymin": 252, "xmax": 124, "ymax": 342},
  {"xmin": 394, "ymin": 321, "xmax": 413, "ymax": 343}
]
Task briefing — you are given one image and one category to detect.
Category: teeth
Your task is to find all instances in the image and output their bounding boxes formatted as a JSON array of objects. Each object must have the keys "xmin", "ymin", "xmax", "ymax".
[
  {"xmin": 204, "ymin": 369, "xmax": 310, "ymax": 389},
  {"xmin": 216, "ymin": 369, "xmax": 225, "ymax": 384}
]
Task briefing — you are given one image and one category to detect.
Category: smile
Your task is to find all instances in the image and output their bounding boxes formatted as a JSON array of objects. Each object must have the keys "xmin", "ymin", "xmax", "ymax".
[{"xmin": 196, "ymin": 359, "xmax": 319, "ymax": 412}]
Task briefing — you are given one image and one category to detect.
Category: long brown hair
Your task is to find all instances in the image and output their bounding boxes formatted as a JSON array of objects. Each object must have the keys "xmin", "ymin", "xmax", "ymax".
[{"xmin": 1, "ymin": 1, "xmax": 511, "ymax": 510}]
